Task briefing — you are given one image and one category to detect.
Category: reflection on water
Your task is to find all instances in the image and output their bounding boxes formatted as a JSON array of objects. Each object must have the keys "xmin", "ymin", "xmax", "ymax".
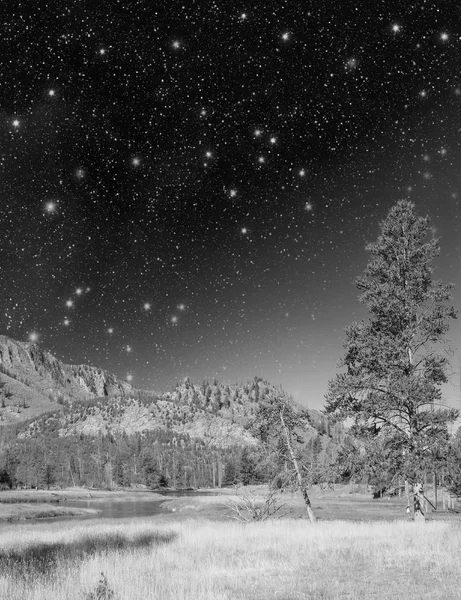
[
  {"xmin": 65, "ymin": 491, "xmax": 217, "ymax": 520},
  {"xmin": 65, "ymin": 498, "xmax": 166, "ymax": 519}
]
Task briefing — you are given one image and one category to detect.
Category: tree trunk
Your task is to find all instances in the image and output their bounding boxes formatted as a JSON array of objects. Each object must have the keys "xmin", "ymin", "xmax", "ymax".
[
  {"xmin": 405, "ymin": 479, "xmax": 411, "ymax": 514},
  {"xmin": 279, "ymin": 409, "xmax": 316, "ymax": 523},
  {"xmin": 218, "ymin": 462, "xmax": 223, "ymax": 488},
  {"xmin": 413, "ymin": 482, "xmax": 425, "ymax": 522}
]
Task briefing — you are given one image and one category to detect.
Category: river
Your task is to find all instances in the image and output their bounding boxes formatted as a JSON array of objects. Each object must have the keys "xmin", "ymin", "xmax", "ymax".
[{"xmin": 64, "ymin": 490, "xmax": 216, "ymax": 520}]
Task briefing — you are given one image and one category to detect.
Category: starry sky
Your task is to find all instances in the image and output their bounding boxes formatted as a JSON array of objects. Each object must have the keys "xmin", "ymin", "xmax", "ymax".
[{"xmin": 1, "ymin": 1, "xmax": 460, "ymax": 410}]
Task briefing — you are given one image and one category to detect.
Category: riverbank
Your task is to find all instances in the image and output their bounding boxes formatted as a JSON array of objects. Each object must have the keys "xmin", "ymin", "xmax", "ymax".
[
  {"xmin": 0, "ymin": 487, "xmax": 167, "ymax": 503},
  {"xmin": 159, "ymin": 484, "xmax": 460, "ymax": 522},
  {"xmin": 0, "ymin": 503, "xmax": 99, "ymax": 521},
  {"xmin": 0, "ymin": 487, "xmax": 165, "ymax": 522}
]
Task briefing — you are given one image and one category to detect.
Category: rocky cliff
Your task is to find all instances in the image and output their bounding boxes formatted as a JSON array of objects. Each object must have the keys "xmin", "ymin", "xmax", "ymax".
[{"xmin": 0, "ymin": 335, "xmax": 133, "ymax": 424}]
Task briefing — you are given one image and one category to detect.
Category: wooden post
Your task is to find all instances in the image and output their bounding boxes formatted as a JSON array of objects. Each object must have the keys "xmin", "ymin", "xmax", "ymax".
[{"xmin": 434, "ymin": 472, "xmax": 437, "ymax": 510}]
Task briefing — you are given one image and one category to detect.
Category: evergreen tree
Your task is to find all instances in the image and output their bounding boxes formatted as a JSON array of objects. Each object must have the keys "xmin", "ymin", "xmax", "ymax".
[
  {"xmin": 325, "ymin": 200, "xmax": 458, "ymax": 520},
  {"xmin": 223, "ymin": 457, "xmax": 240, "ymax": 486}
]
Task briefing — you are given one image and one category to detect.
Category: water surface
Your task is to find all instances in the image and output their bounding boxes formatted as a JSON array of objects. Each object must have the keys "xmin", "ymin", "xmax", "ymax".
[{"xmin": 65, "ymin": 490, "xmax": 217, "ymax": 520}]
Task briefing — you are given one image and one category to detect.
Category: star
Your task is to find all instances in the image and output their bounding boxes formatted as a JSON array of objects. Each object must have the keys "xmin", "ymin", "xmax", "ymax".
[
  {"xmin": 99, "ymin": 48, "xmax": 106, "ymax": 55},
  {"xmin": 258, "ymin": 156, "xmax": 265, "ymax": 164},
  {"xmin": 132, "ymin": 157, "xmax": 141, "ymax": 166},
  {"xmin": 143, "ymin": 302, "xmax": 151, "ymax": 310},
  {"xmin": 269, "ymin": 137, "xmax": 277, "ymax": 144},
  {"xmin": 205, "ymin": 151, "xmax": 212, "ymax": 158},
  {"xmin": 391, "ymin": 24, "xmax": 401, "ymax": 33},
  {"xmin": 12, "ymin": 119, "xmax": 20, "ymax": 128},
  {"xmin": 76, "ymin": 288, "xmax": 83, "ymax": 295},
  {"xmin": 172, "ymin": 40, "xmax": 181, "ymax": 49},
  {"xmin": 299, "ymin": 169, "xmax": 306, "ymax": 177},
  {"xmin": 241, "ymin": 227, "xmax": 248, "ymax": 234},
  {"xmin": 254, "ymin": 129, "xmax": 262, "ymax": 137},
  {"xmin": 29, "ymin": 332, "xmax": 39, "ymax": 342},
  {"xmin": 171, "ymin": 316, "xmax": 178, "ymax": 324},
  {"xmin": 45, "ymin": 201, "xmax": 56, "ymax": 213},
  {"xmin": 66, "ymin": 300, "xmax": 74, "ymax": 308},
  {"xmin": 281, "ymin": 32, "xmax": 290, "ymax": 41},
  {"xmin": 126, "ymin": 345, "xmax": 132, "ymax": 352},
  {"xmin": 440, "ymin": 32, "xmax": 449, "ymax": 42},
  {"xmin": 200, "ymin": 109, "xmax": 207, "ymax": 116},
  {"xmin": 419, "ymin": 90, "xmax": 427, "ymax": 98},
  {"xmin": 440, "ymin": 148, "xmax": 447, "ymax": 156},
  {"xmin": 240, "ymin": 13, "xmax": 247, "ymax": 20},
  {"xmin": 76, "ymin": 168, "xmax": 85, "ymax": 179},
  {"xmin": 305, "ymin": 202, "xmax": 313, "ymax": 212},
  {"xmin": 229, "ymin": 189, "xmax": 237, "ymax": 198},
  {"xmin": 178, "ymin": 304, "xmax": 186, "ymax": 311},
  {"xmin": 108, "ymin": 328, "xmax": 114, "ymax": 334},
  {"xmin": 63, "ymin": 319, "xmax": 70, "ymax": 326},
  {"xmin": 126, "ymin": 374, "xmax": 133, "ymax": 382},
  {"xmin": 48, "ymin": 89, "xmax": 56, "ymax": 97}
]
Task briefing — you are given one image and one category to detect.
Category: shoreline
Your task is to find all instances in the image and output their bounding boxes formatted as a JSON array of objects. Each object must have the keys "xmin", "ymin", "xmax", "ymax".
[{"xmin": 0, "ymin": 503, "xmax": 100, "ymax": 522}]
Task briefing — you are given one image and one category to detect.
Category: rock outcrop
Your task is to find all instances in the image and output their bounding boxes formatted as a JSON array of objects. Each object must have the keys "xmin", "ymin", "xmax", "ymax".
[{"xmin": 0, "ymin": 335, "xmax": 132, "ymax": 423}]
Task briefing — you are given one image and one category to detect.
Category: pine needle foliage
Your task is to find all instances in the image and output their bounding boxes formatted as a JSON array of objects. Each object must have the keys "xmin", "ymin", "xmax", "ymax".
[{"xmin": 325, "ymin": 200, "xmax": 458, "ymax": 480}]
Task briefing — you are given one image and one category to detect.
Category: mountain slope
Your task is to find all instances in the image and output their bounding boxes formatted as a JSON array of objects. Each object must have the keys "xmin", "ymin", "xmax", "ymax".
[
  {"xmin": 0, "ymin": 335, "xmax": 345, "ymax": 451},
  {"xmin": 0, "ymin": 335, "xmax": 133, "ymax": 424}
]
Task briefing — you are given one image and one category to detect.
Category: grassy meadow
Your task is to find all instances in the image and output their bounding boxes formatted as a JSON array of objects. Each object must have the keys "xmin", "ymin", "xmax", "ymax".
[{"xmin": 1, "ymin": 515, "xmax": 461, "ymax": 600}]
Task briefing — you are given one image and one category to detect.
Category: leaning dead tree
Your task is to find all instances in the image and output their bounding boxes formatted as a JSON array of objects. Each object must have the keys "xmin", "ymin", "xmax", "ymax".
[{"xmin": 250, "ymin": 391, "xmax": 316, "ymax": 523}]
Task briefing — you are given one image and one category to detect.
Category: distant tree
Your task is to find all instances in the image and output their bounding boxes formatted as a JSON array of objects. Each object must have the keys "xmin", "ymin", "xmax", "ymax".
[
  {"xmin": 157, "ymin": 473, "xmax": 169, "ymax": 488},
  {"xmin": 445, "ymin": 429, "xmax": 461, "ymax": 496},
  {"xmin": 42, "ymin": 463, "xmax": 56, "ymax": 490},
  {"xmin": 140, "ymin": 449, "xmax": 159, "ymax": 488},
  {"xmin": 325, "ymin": 200, "xmax": 458, "ymax": 520},
  {"xmin": 310, "ymin": 434, "xmax": 323, "ymax": 464},
  {"xmin": 0, "ymin": 381, "xmax": 6, "ymax": 408},
  {"xmin": 223, "ymin": 457, "xmax": 240, "ymax": 486}
]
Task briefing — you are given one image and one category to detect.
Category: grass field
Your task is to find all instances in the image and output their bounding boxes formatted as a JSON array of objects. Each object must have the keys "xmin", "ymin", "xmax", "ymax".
[{"xmin": 1, "ymin": 516, "xmax": 460, "ymax": 599}]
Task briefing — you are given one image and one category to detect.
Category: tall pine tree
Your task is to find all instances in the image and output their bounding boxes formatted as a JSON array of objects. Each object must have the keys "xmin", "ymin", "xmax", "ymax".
[{"xmin": 325, "ymin": 200, "xmax": 458, "ymax": 520}]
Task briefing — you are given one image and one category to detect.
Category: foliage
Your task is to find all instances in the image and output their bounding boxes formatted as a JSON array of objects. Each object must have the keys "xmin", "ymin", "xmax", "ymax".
[
  {"xmin": 445, "ymin": 429, "xmax": 461, "ymax": 496},
  {"xmin": 325, "ymin": 200, "xmax": 458, "ymax": 483}
]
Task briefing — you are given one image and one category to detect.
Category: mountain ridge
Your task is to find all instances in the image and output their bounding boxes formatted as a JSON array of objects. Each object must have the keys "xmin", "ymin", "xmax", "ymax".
[{"xmin": 0, "ymin": 334, "xmax": 339, "ymax": 449}]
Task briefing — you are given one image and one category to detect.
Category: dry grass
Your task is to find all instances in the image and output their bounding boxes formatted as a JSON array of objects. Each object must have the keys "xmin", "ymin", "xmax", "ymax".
[
  {"xmin": 0, "ymin": 517, "xmax": 460, "ymax": 599},
  {"xmin": 0, "ymin": 502, "xmax": 98, "ymax": 521}
]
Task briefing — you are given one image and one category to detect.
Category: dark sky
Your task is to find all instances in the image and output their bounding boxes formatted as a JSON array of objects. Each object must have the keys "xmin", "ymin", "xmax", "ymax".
[{"xmin": 1, "ymin": 1, "xmax": 460, "ymax": 409}]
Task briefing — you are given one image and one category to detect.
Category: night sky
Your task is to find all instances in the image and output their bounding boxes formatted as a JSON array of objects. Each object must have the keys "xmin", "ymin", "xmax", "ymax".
[{"xmin": 1, "ymin": 1, "xmax": 460, "ymax": 410}]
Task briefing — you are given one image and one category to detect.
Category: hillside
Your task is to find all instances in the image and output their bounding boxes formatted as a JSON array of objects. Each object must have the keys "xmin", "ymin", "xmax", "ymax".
[
  {"xmin": 0, "ymin": 335, "xmax": 342, "ymax": 449},
  {"xmin": 12, "ymin": 376, "xmax": 344, "ymax": 449},
  {"xmin": 0, "ymin": 335, "xmax": 133, "ymax": 425},
  {"xmin": 0, "ymin": 335, "xmax": 349, "ymax": 490}
]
